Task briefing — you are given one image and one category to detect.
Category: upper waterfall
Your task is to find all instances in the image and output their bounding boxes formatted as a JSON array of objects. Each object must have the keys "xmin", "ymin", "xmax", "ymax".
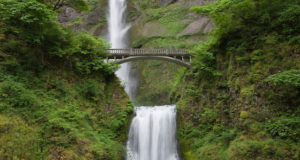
[
  {"xmin": 108, "ymin": 0, "xmax": 131, "ymax": 48},
  {"xmin": 108, "ymin": 0, "xmax": 137, "ymax": 100}
]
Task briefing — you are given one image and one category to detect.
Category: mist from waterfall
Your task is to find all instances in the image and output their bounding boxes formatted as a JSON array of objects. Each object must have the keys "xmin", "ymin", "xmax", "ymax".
[{"xmin": 107, "ymin": 0, "xmax": 137, "ymax": 100}]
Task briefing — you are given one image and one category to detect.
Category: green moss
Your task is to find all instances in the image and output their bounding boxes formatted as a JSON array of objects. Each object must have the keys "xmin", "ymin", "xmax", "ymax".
[
  {"xmin": 165, "ymin": 22, "xmax": 189, "ymax": 35},
  {"xmin": 143, "ymin": 4, "xmax": 190, "ymax": 36},
  {"xmin": 240, "ymin": 85, "xmax": 255, "ymax": 97},
  {"xmin": 240, "ymin": 111, "xmax": 249, "ymax": 119}
]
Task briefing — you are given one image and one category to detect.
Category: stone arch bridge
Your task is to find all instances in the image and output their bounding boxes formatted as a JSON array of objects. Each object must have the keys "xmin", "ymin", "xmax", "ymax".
[{"xmin": 107, "ymin": 49, "xmax": 191, "ymax": 67}]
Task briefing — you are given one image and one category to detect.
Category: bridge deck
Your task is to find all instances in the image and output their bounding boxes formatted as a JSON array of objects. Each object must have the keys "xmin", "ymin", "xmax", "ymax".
[{"xmin": 107, "ymin": 48, "xmax": 189, "ymax": 57}]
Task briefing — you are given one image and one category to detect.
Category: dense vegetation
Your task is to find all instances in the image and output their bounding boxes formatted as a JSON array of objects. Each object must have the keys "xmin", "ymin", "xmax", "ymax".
[
  {"xmin": 1, "ymin": 0, "xmax": 299, "ymax": 159},
  {"xmin": 127, "ymin": 0, "xmax": 205, "ymax": 105},
  {"xmin": 171, "ymin": 0, "xmax": 300, "ymax": 159},
  {"xmin": 0, "ymin": 0, "xmax": 133, "ymax": 159}
]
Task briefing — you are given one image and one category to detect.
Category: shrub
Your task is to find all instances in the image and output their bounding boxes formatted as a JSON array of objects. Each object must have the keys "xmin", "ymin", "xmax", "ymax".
[
  {"xmin": 265, "ymin": 118, "xmax": 300, "ymax": 141},
  {"xmin": 189, "ymin": 29, "xmax": 222, "ymax": 79},
  {"xmin": 200, "ymin": 108, "xmax": 219, "ymax": 124},
  {"xmin": 0, "ymin": 80, "xmax": 39, "ymax": 109},
  {"xmin": 81, "ymin": 79, "xmax": 105, "ymax": 101},
  {"xmin": 69, "ymin": 33, "xmax": 116, "ymax": 75},
  {"xmin": 0, "ymin": 0, "xmax": 116, "ymax": 77},
  {"xmin": 0, "ymin": 0, "xmax": 56, "ymax": 44},
  {"xmin": 265, "ymin": 70, "xmax": 300, "ymax": 88}
]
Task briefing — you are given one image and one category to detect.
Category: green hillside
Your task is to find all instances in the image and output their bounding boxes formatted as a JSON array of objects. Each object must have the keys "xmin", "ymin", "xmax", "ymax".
[
  {"xmin": 171, "ymin": 0, "xmax": 300, "ymax": 159},
  {"xmin": 0, "ymin": 0, "xmax": 299, "ymax": 159},
  {"xmin": 0, "ymin": 0, "xmax": 133, "ymax": 159}
]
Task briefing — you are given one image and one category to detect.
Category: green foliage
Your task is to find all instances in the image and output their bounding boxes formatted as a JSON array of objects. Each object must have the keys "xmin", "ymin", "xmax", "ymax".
[
  {"xmin": 133, "ymin": 60, "xmax": 182, "ymax": 105},
  {"xmin": 146, "ymin": 5, "xmax": 186, "ymax": 24},
  {"xmin": 165, "ymin": 22, "xmax": 189, "ymax": 35},
  {"xmin": 38, "ymin": 0, "xmax": 90, "ymax": 11},
  {"xmin": 145, "ymin": 5, "xmax": 189, "ymax": 35},
  {"xmin": 0, "ymin": 0, "xmax": 116, "ymax": 77},
  {"xmin": 0, "ymin": 0, "xmax": 132, "ymax": 159},
  {"xmin": 80, "ymin": 79, "xmax": 105, "ymax": 101},
  {"xmin": 0, "ymin": 0, "xmax": 56, "ymax": 44},
  {"xmin": 145, "ymin": 7, "xmax": 168, "ymax": 22},
  {"xmin": 131, "ymin": 36, "xmax": 161, "ymax": 48},
  {"xmin": 72, "ymin": 0, "xmax": 90, "ymax": 11},
  {"xmin": 240, "ymin": 111, "xmax": 249, "ymax": 119},
  {"xmin": 69, "ymin": 17, "xmax": 82, "ymax": 25},
  {"xmin": 200, "ymin": 108, "xmax": 219, "ymax": 124},
  {"xmin": 191, "ymin": 39, "xmax": 222, "ymax": 79},
  {"xmin": 265, "ymin": 70, "xmax": 300, "ymax": 88},
  {"xmin": 132, "ymin": 36, "xmax": 198, "ymax": 49},
  {"xmin": 240, "ymin": 85, "xmax": 254, "ymax": 97},
  {"xmin": 265, "ymin": 118, "xmax": 300, "ymax": 141},
  {"xmin": 174, "ymin": 0, "xmax": 300, "ymax": 159},
  {"xmin": 69, "ymin": 33, "xmax": 116, "ymax": 75},
  {"xmin": 0, "ymin": 80, "xmax": 38, "ymax": 109},
  {"xmin": 190, "ymin": 0, "xmax": 300, "ymax": 52},
  {"xmin": 0, "ymin": 115, "xmax": 41, "ymax": 160},
  {"xmin": 131, "ymin": 0, "xmax": 159, "ymax": 10},
  {"xmin": 0, "ymin": 70, "xmax": 133, "ymax": 159}
]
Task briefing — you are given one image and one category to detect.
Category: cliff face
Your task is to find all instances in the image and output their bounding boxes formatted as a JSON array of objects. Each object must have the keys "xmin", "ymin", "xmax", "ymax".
[
  {"xmin": 56, "ymin": 0, "xmax": 214, "ymax": 46},
  {"xmin": 128, "ymin": 0, "xmax": 214, "ymax": 41},
  {"xmin": 57, "ymin": 0, "xmax": 108, "ymax": 37}
]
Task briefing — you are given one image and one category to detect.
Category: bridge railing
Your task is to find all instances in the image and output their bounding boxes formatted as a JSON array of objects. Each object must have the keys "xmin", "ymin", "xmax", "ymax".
[{"xmin": 107, "ymin": 48, "xmax": 188, "ymax": 56}]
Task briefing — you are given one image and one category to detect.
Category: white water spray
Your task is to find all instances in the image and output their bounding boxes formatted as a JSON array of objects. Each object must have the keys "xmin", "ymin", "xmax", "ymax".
[{"xmin": 127, "ymin": 105, "xmax": 179, "ymax": 160}]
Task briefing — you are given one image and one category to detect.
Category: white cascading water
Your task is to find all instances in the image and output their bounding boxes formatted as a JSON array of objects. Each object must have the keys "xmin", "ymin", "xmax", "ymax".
[
  {"xmin": 107, "ymin": 0, "xmax": 179, "ymax": 159},
  {"xmin": 108, "ymin": 0, "xmax": 130, "ymax": 48},
  {"xmin": 108, "ymin": 0, "xmax": 136, "ymax": 99},
  {"xmin": 127, "ymin": 105, "xmax": 179, "ymax": 160}
]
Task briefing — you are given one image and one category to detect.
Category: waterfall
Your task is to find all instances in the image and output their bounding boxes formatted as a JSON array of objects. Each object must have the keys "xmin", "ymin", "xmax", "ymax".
[
  {"xmin": 127, "ymin": 105, "xmax": 179, "ymax": 160},
  {"xmin": 107, "ymin": 0, "xmax": 179, "ymax": 159},
  {"xmin": 107, "ymin": 0, "xmax": 137, "ymax": 100},
  {"xmin": 108, "ymin": 0, "xmax": 130, "ymax": 48}
]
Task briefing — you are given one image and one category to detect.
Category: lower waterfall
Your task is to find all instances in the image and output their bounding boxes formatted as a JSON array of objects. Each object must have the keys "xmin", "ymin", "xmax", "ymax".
[{"xmin": 126, "ymin": 105, "xmax": 179, "ymax": 160}]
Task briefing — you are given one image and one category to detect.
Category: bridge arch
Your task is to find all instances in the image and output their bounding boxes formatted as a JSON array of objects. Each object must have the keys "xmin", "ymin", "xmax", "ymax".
[
  {"xmin": 107, "ymin": 49, "xmax": 191, "ymax": 67},
  {"xmin": 114, "ymin": 56, "xmax": 190, "ymax": 67}
]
